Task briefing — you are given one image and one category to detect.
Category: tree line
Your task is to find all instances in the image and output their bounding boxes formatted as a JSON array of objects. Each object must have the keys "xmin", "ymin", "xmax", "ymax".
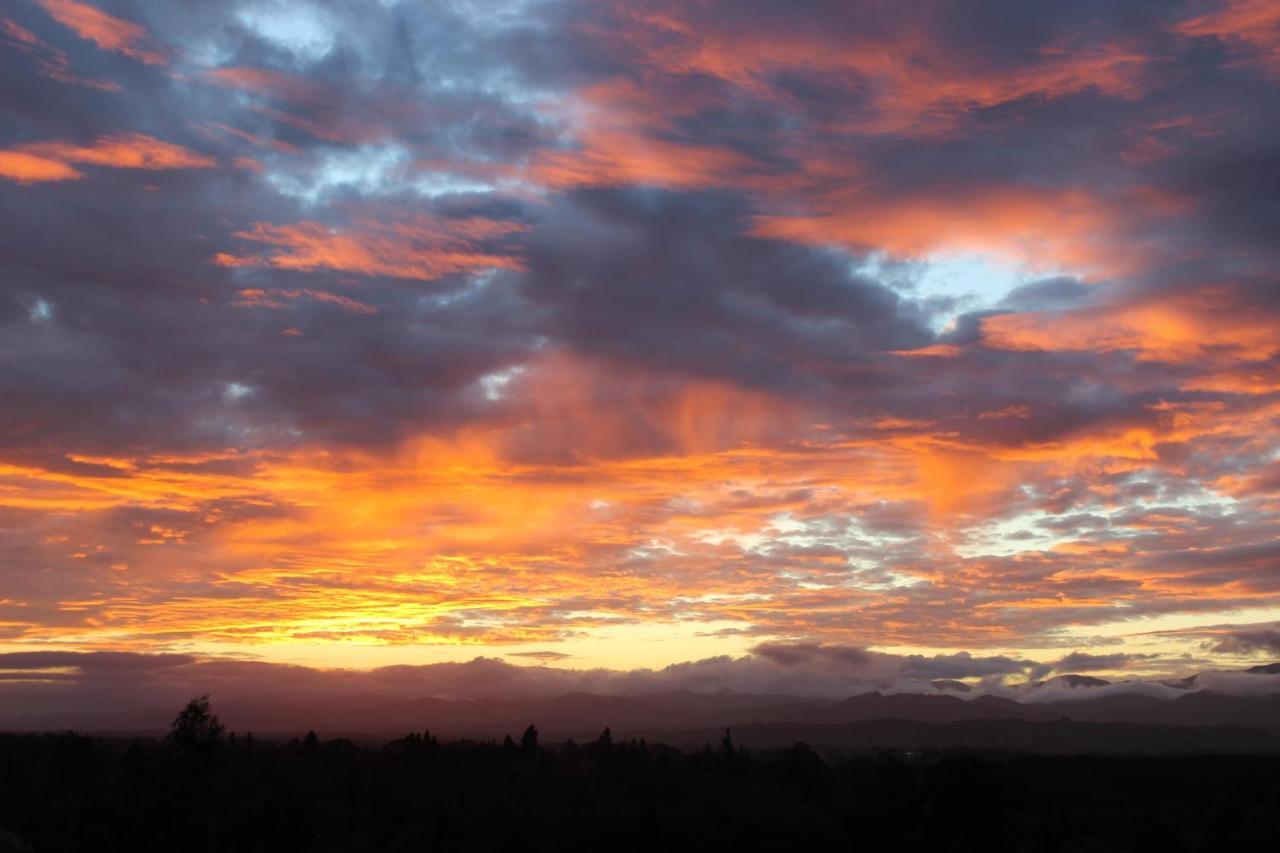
[{"xmin": 0, "ymin": 696, "xmax": 1276, "ymax": 851}]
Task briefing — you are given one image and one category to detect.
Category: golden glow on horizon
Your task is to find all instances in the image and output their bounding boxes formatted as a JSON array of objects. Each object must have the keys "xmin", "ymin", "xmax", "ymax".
[{"xmin": 2, "ymin": 350, "xmax": 1277, "ymax": 668}]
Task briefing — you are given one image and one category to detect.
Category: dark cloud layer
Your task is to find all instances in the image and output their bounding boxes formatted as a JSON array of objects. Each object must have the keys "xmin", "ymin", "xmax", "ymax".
[{"xmin": 1212, "ymin": 627, "xmax": 1280, "ymax": 656}]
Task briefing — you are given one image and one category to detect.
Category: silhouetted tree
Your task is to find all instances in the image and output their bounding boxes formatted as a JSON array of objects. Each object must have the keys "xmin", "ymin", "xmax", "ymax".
[
  {"xmin": 521, "ymin": 724, "xmax": 539, "ymax": 752},
  {"xmin": 119, "ymin": 738, "xmax": 147, "ymax": 782},
  {"xmin": 168, "ymin": 694, "xmax": 224, "ymax": 752},
  {"xmin": 303, "ymin": 730, "xmax": 319, "ymax": 750}
]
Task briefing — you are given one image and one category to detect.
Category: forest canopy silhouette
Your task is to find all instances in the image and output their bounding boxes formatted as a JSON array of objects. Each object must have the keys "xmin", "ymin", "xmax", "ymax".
[{"xmin": 0, "ymin": 696, "xmax": 1277, "ymax": 852}]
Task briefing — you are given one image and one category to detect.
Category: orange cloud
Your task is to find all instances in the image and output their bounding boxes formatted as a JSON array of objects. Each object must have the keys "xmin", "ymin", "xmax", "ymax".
[
  {"xmin": 520, "ymin": 74, "xmax": 835, "ymax": 198},
  {"xmin": 889, "ymin": 344, "xmax": 963, "ymax": 359},
  {"xmin": 604, "ymin": 6, "xmax": 1152, "ymax": 136},
  {"xmin": 2, "ymin": 253, "xmax": 1271, "ymax": 661},
  {"xmin": 233, "ymin": 288, "xmax": 379, "ymax": 316},
  {"xmin": 519, "ymin": 13, "xmax": 1163, "ymax": 261},
  {"xmin": 536, "ymin": 78, "xmax": 1161, "ymax": 274},
  {"xmin": 754, "ymin": 187, "xmax": 1132, "ymax": 273},
  {"xmin": 982, "ymin": 288, "xmax": 1280, "ymax": 365},
  {"xmin": 36, "ymin": 0, "xmax": 166, "ymax": 65},
  {"xmin": 1, "ymin": 16, "xmax": 37, "ymax": 46},
  {"xmin": 2, "ymin": 17, "xmax": 118, "ymax": 90},
  {"xmin": 197, "ymin": 122, "xmax": 302, "ymax": 156},
  {"xmin": 22, "ymin": 133, "xmax": 216, "ymax": 170},
  {"xmin": 1, "ymin": 354, "xmax": 1275, "ymax": 658},
  {"xmin": 215, "ymin": 214, "xmax": 527, "ymax": 281},
  {"xmin": 1180, "ymin": 369, "xmax": 1280, "ymax": 396},
  {"xmin": 0, "ymin": 356, "xmax": 899, "ymax": 651},
  {"xmin": 1175, "ymin": 0, "xmax": 1280, "ymax": 76},
  {"xmin": 0, "ymin": 133, "xmax": 215, "ymax": 183},
  {"xmin": 912, "ymin": 448, "xmax": 1021, "ymax": 518},
  {"xmin": 533, "ymin": 128, "xmax": 752, "ymax": 190},
  {"xmin": 0, "ymin": 151, "xmax": 82, "ymax": 184},
  {"xmin": 864, "ymin": 41, "xmax": 1152, "ymax": 135},
  {"xmin": 204, "ymin": 66, "xmax": 327, "ymax": 105}
]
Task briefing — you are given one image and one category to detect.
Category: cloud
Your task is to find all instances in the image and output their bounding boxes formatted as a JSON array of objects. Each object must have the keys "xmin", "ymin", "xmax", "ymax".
[
  {"xmin": 204, "ymin": 66, "xmax": 327, "ymax": 105},
  {"xmin": 0, "ymin": 0, "xmax": 1279, "ymax": 677},
  {"xmin": 506, "ymin": 650, "xmax": 573, "ymax": 662},
  {"xmin": 1050, "ymin": 652, "xmax": 1146, "ymax": 673},
  {"xmin": 0, "ymin": 150, "xmax": 82, "ymax": 183},
  {"xmin": 898, "ymin": 651, "xmax": 1034, "ymax": 680},
  {"xmin": 751, "ymin": 642, "xmax": 873, "ymax": 668},
  {"xmin": 517, "ymin": 187, "xmax": 929, "ymax": 395},
  {"xmin": 1, "ymin": 16, "xmax": 117, "ymax": 90},
  {"xmin": 1, "ymin": 649, "xmax": 1273, "ymax": 732},
  {"xmin": 0, "ymin": 134, "xmax": 215, "ymax": 183},
  {"xmin": 215, "ymin": 213, "xmax": 527, "ymax": 281},
  {"xmin": 563, "ymin": 0, "xmax": 1159, "ymax": 139},
  {"xmin": 749, "ymin": 643, "xmax": 1035, "ymax": 682},
  {"xmin": 19, "ymin": 133, "xmax": 216, "ymax": 170},
  {"xmin": 0, "ymin": 650, "xmax": 195, "ymax": 670},
  {"xmin": 981, "ymin": 287, "xmax": 1280, "ymax": 365},
  {"xmin": 1210, "ymin": 626, "xmax": 1280, "ymax": 656},
  {"xmin": 1175, "ymin": 0, "xmax": 1280, "ymax": 77},
  {"xmin": 35, "ymin": 0, "xmax": 166, "ymax": 65},
  {"xmin": 753, "ymin": 187, "xmax": 1127, "ymax": 272},
  {"xmin": 232, "ymin": 287, "xmax": 379, "ymax": 316}
]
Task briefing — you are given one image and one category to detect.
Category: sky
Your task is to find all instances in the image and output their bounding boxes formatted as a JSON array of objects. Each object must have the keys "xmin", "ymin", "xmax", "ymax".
[{"xmin": 2, "ymin": 0, "xmax": 1280, "ymax": 699}]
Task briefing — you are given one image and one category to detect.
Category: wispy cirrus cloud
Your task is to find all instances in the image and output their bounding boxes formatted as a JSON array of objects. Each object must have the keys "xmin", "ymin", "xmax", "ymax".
[
  {"xmin": 214, "ymin": 213, "xmax": 527, "ymax": 281},
  {"xmin": 1, "ymin": 16, "xmax": 118, "ymax": 90},
  {"xmin": 35, "ymin": 0, "xmax": 166, "ymax": 65},
  {"xmin": 1175, "ymin": 0, "xmax": 1280, "ymax": 76},
  {"xmin": 0, "ymin": 133, "xmax": 215, "ymax": 183}
]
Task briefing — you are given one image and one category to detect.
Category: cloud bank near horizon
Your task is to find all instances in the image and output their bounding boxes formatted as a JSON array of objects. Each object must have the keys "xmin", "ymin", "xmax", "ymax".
[{"xmin": 3, "ymin": 642, "xmax": 1278, "ymax": 728}]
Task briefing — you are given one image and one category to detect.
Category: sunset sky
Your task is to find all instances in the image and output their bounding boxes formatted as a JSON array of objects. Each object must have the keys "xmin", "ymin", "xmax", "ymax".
[{"xmin": 2, "ymin": 0, "xmax": 1279, "ymax": 694}]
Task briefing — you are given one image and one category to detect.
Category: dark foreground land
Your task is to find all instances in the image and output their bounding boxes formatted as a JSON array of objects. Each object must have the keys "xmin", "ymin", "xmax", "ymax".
[{"xmin": 2, "ymin": 728, "xmax": 1278, "ymax": 852}]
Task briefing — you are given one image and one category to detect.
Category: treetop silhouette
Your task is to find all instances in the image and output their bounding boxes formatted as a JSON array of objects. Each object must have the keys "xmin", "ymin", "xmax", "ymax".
[{"xmin": 167, "ymin": 695, "xmax": 224, "ymax": 752}]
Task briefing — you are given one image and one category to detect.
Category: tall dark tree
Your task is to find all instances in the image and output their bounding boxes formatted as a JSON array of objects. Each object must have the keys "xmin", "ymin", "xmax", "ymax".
[
  {"xmin": 168, "ymin": 695, "xmax": 224, "ymax": 752},
  {"xmin": 521, "ymin": 724, "xmax": 539, "ymax": 752}
]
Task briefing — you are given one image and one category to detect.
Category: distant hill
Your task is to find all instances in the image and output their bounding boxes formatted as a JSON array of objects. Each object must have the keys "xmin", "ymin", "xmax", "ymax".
[
  {"xmin": 1047, "ymin": 674, "xmax": 1111, "ymax": 688},
  {"xmin": 1246, "ymin": 662, "xmax": 1280, "ymax": 675},
  {"xmin": 3, "ymin": 663, "xmax": 1276, "ymax": 754}
]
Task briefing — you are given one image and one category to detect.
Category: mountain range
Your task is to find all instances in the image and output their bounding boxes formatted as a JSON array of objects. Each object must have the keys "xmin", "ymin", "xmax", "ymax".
[{"xmin": 4, "ymin": 666, "xmax": 1277, "ymax": 753}]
